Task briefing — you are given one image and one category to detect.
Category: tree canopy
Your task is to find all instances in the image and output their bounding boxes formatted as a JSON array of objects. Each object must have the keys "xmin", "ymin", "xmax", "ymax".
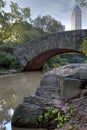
[
  {"xmin": 0, "ymin": 0, "xmax": 32, "ymax": 44},
  {"xmin": 33, "ymin": 15, "xmax": 64, "ymax": 33},
  {"xmin": 0, "ymin": 0, "xmax": 64, "ymax": 45}
]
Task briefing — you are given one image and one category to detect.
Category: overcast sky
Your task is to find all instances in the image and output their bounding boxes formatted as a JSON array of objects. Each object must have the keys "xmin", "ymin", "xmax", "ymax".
[{"xmin": 5, "ymin": 0, "xmax": 87, "ymax": 30}]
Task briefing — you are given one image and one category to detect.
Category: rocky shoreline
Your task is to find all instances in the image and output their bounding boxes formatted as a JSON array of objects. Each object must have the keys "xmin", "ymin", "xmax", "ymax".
[
  {"xmin": 12, "ymin": 64, "xmax": 87, "ymax": 129},
  {"xmin": 0, "ymin": 69, "xmax": 22, "ymax": 75}
]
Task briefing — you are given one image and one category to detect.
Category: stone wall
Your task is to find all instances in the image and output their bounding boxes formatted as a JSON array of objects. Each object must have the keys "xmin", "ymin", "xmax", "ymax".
[{"xmin": 13, "ymin": 29, "xmax": 87, "ymax": 70}]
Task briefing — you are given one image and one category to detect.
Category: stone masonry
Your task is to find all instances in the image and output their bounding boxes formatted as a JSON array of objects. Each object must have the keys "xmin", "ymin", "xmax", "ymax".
[{"xmin": 13, "ymin": 29, "xmax": 87, "ymax": 70}]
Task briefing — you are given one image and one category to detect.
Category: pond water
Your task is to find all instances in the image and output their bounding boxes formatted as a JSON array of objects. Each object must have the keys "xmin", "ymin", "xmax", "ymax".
[{"xmin": 0, "ymin": 71, "xmax": 45, "ymax": 130}]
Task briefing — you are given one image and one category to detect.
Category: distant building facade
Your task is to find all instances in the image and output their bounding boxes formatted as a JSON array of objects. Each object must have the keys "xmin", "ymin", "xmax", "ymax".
[{"xmin": 71, "ymin": 5, "xmax": 82, "ymax": 30}]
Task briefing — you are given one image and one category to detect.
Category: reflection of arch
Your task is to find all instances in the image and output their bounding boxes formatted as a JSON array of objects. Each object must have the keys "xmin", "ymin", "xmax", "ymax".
[{"xmin": 24, "ymin": 49, "xmax": 82, "ymax": 70}]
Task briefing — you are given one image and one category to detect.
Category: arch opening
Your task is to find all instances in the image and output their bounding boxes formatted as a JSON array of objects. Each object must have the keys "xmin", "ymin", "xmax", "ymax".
[{"xmin": 24, "ymin": 49, "xmax": 84, "ymax": 71}]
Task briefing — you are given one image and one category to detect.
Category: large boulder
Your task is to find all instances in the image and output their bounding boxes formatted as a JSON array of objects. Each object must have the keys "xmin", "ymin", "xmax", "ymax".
[
  {"xmin": 12, "ymin": 94, "xmax": 61, "ymax": 127},
  {"xmin": 40, "ymin": 64, "xmax": 87, "ymax": 99},
  {"xmin": 36, "ymin": 85, "xmax": 59, "ymax": 99},
  {"xmin": 12, "ymin": 63, "xmax": 87, "ymax": 128},
  {"xmin": 12, "ymin": 94, "xmax": 54, "ymax": 127},
  {"xmin": 23, "ymin": 94, "xmax": 51, "ymax": 107},
  {"xmin": 40, "ymin": 71, "xmax": 59, "ymax": 87},
  {"xmin": 59, "ymin": 77, "xmax": 81, "ymax": 99},
  {"xmin": 12, "ymin": 102, "xmax": 43, "ymax": 127}
]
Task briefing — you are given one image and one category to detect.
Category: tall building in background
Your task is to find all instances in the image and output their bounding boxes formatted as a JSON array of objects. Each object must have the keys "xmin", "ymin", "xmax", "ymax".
[{"xmin": 71, "ymin": 5, "xmax": 82, "ymax": 30}]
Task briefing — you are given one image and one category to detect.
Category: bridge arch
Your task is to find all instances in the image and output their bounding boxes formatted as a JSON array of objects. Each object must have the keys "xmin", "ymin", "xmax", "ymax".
[
  {"xmin": 24, "ymin": 49, "xmax": 82, "ymax": 70},
  {"xmin": 13, "ymin": 29, "xmax": 87, "ymax": 70}
]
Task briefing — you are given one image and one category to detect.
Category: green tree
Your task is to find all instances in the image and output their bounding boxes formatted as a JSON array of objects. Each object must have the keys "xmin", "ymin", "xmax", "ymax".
[
  {"xmin": 33, "ymin": 15, "xmax": 64, "ymax": 33},
  {"xmin": 0, "ymin": 0, "xmax": 31, "ymax": 44},
  {"xmin": 82, "ymin": 39, "xmax": 87, "ymax": 56},
  {"xmin": 9, "ymin": 1, "xmax": 30, "ymax": 23},
  {"xmin": 10, "ymin": 21, "xmax": 44, "ymax": 44},
  {"xmin": 0, "ymin": 1, "xmax": 45, "ymax": 44},
  {"xmin": 43, "ymin": 53, "xmax": 85, "ymax": 71},
  {"xmin": 0, "ymin": 0, "xmax": 11, "ymax": 43}
]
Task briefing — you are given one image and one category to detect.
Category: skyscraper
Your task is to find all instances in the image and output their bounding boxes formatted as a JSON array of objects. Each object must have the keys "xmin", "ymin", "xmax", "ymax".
[{"xmin": 71, "ymin": 5, "xmax": 82, "ymax": 30}]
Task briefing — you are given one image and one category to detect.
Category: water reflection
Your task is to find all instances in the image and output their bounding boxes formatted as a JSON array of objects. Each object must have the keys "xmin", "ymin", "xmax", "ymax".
[{"xmin": 0, "ymin": 71, "xmax": 43, "ymax": 130}]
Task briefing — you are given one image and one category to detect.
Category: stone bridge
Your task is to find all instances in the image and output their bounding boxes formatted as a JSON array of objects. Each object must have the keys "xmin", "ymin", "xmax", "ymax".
[{"xmin": 13, "ymin": 29, "xmax": 87, "ymax": 70}]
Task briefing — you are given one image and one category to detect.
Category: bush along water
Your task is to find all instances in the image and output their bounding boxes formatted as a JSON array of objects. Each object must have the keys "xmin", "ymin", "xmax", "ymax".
[
  {"xmin": 0, "ymin": 51, "xmax": 18, "ymax": 74},
  {"xmin": 37, "ymin": 106, "xmax": 73, "ymax": 130}
]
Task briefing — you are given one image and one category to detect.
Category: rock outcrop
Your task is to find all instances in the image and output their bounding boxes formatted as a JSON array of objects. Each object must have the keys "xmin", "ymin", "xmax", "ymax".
[{"xmin": 12, "ymin": 63, "xmax": 87, "ymax": 128}]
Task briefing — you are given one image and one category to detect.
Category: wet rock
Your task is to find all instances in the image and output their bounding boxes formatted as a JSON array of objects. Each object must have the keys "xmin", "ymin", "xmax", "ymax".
[
  {"xmin": 36, "ymin": 85, "xmax": 59, "ymax": 99},
  {"xmin": 12, "ymin": 102, "xmax": 44, "ymax": 127},
  {"xmin": 6, "ymin": 69, "xmax": 17, "ymax": 74},
  {"xmin": 59, "ymin": 77, "xmax": 81, "ymax": 99},
  {"xmin": 40, "ymin": 71, "xmax": 59, "ymax": 87},
  {"xmin": 12, "ymin": 63, "xmax": 87, "ymax": 128},
  {"xmin": 23, "ymin": 94, "xmax": 51, "ymax": 107},
  {"xmin": 79, "ymin": 67, "xmax": 87, "ymax": 80},
  {"xmin": 62, "ymin": 63, "xmax": 87, "ymax": 69}
]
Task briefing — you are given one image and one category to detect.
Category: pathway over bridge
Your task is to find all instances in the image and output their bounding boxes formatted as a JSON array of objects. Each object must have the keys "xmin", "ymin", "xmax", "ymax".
[{"xmin": 13, "ymin": 29, "xmax": 87, "ymax": 70}]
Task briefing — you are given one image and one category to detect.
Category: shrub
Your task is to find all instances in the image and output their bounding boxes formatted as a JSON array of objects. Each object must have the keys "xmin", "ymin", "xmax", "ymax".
[
  {"xmin": 0, "ymin": 43, "xmax": 15, "ymax": 53},
  {"xmin": 38, "ymin": 106, "xmax": 72, "ymax": 129},
  {"xmin": 0, "ymin": 51, "xmax": 17, "ymax": 69},
  {"xmin": 82, "ymin": 39, "xmax": 87, "ymax": 56}
]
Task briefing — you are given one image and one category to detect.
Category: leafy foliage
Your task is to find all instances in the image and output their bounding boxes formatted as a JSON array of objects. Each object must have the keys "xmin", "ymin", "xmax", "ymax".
[
  {"xmin": 10, "ymin": 21, "xmax": 45, "ymax": 44},
  {"xmin": 0, "ymin": 51, "xmax": 17, "ymax": 69},
  {"xmin": 0, "ymin": 0, "xmax": 47, "ymax": 45},
  {"xmin": 43, "ymin": 53, "xmax": 85, "ymax": 71},
  {"xmin": 0, "ymin": 43, "xmax": 14, "ymax": 50},
  {"xmin": 38, "ymin": 106, "xmax": 72, "ymax": 129},
  {"xmin": 0, "ymin": 0, "xmax": 32, "ymax": 44},
  {"xmin": 82, "ymin": 39, "xmax": 87, "ymax": 56},
  {"xmin": 33, "ymin": 15, "xmax": 64, "ymax": 33},
  {"xmin": 0, "ymin": 1, "xmax": 65, "ymax": 45}
]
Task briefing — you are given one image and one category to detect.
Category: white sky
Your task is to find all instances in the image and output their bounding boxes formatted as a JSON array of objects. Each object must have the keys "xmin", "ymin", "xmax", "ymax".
[{"xmin": 4, "ymin": 0, "xmax": 87, "ymax": 30}]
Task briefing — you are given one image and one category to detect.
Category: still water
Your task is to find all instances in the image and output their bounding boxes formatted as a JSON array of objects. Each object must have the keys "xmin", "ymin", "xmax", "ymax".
[{"xmin": 0, "ymin": 71, "xmax": 45, "ymax": 130}]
